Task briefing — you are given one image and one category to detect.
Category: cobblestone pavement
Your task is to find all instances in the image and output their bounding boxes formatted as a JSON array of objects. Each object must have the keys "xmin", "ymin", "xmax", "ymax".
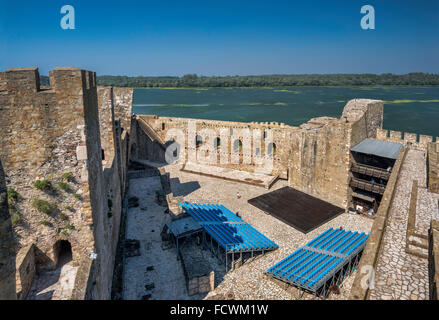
[
  {"xmin": 27, "ymin": 257, "xmax": 78, "ymax": 300},
  {"xmin": 369, "ymin": 149, "xmax": 439, "ymax": 300},
  {"xmin": 122, "ymin": 176, "xmax": 205, "ymax": 300},
  {"xmin": 166, "ymin": 164, "xmax": 373, "ymax": 300}
]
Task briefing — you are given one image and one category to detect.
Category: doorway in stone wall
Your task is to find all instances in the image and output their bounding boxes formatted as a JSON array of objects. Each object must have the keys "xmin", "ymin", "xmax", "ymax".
[
  {"xmin": 27, "ymin": 240, "xmax": 77, "ymax": 299},
  {"xmin": 131, "ymin": 143, "xmax": 137, "ymax": 159},
  {"xmin": 53, "ymin": 240, "xmax": 72, "ymax": 267}
]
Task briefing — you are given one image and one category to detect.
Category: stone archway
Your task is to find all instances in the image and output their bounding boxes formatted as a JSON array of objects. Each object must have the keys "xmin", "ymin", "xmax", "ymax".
[
  {"xmin": 233, "ymin": 139, "xmax": 242, "ymax": 153},
  {"xmin": 53, "ymin": 240, "xmax": 72, "ymax": 267},
  {"xmin": 195, "ymin": 135, "xmax": 203, "ymax": 148},
  {"xmin": 214, "ymin": 137, "xmax": 221, "ymax": 150},
  {"xmin": 267, "ymin": 142, "xmax": 276, "ymax": 157}
]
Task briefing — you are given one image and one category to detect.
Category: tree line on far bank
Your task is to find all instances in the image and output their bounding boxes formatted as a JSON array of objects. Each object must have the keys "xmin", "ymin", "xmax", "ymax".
[{"xmin": 39, "ymin": 73, "xmax": 439, "ymax": 88}]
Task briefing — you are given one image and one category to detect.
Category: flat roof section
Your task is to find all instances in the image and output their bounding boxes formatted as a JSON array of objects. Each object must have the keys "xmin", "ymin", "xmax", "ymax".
[
  {"xmin": 248, "ymin": 187, "xmax": 344, "ymax": 234},
  {"xmin": 166, "ymin": 216, "xmax": 203, "ymax": 239},
  {"xmin": 350, "ymin": 138, "xmax": 403, "ymax": 160},
  {"xmin": 179, "ymin": 202, "xmax": 278, "ymax": 253}
]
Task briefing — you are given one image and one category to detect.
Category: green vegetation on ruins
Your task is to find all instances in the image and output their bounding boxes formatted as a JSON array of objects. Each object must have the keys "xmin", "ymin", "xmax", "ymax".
[
  {"xmin": 40, "ymin": 73, "xmax": 439, "ymax": 88},
  {"xmin": 61, "ymin": 172, "xmax": 74, "ymax": 182},
  {"xmin": 58, "ymin": 181, "xmax": 71, "ymax": 192},
  {"xmin": 7, "ymin": 187, "xmax": 21, "ymax": 203},
  {"xmin": 32, "ymin": 198, "xmax": 58, "ymax": 215},
  {"xmin": 11, "ymin": 209, "xmax": 21, "ymax": 226},
  {"xmin": 33, "ymin": 179, "xmax": 52, "ymax": 192}
]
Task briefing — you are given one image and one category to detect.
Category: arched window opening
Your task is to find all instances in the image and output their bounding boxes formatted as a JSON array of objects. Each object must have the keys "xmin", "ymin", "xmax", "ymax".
[
  {"xmin": 214, "ymin": 137, "xmax": 221, "ymax": 149},
  {"xmin": 195, "ymin": 135, "xmax": 203, "ymax": 148},
  {"xmin": 233, "ymin": 139, "xmax": 243, "ymax": 153},
  {"xmin": 267, "ymin": 143, "xmax": 277, "ymax": 157}
]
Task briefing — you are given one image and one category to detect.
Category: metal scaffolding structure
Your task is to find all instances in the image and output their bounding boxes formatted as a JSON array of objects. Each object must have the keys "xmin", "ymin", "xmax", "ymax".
[
  {"xmin": 266, "ymin": 228, "xmax": 369, "ymax": 297},
  {"xmin": 179, "ymin": 202, "xmax": 278, "ymax": 272}
]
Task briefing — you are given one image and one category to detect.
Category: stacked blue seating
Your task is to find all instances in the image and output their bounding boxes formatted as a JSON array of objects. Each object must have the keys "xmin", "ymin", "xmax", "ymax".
[
  {"xmin": 266, "ymin": 227, "xmax": 369, "ymax": 294},
  {"xmin": 179, "ymin": 202, "xmax": 278, "ymax": 253}
]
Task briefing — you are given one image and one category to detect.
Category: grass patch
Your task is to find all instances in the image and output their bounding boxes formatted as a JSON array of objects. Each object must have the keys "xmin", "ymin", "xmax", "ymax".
[
  {"xmin": 58, "ymin": 181, "xmax": 71, "ymax": 192},
  {"xmin": 62, "ymin": 172, "xmax": 73, "ymax": 181},
  {"xmin": 73, "ymin": 193, "xmax": 81, "ymax": 199},
  {"xmin": 65, "ymin": 224, "xmax": 75, "ymax": 230},
  {"xmin": 32, "ymin": 198, "xmax": 57, "ymax": 215},
  {"xmin": 11, "ymin": 210, "xmax": 21, "ymax": 225},
  {"xmin": 7, "ymin": 187, "xmax": 21, "ymax": 202},
  {"xmin": 65, "ymin": 205, "xmax": 73, "ymax": 212},
  {"xmin": 39, "ymin": 219, "xmax": 50, "ymax": 226},
  {"xmin": 60, "ymin": 229, "xmax": 69, "ymax": 238},
  {"xmin": 33, "ymin": 179, "xmax": 52, "ymax": 192}
]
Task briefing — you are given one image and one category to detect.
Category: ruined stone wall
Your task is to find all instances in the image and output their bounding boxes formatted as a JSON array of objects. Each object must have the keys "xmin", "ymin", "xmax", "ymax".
[
  {"xmin": 136, "ymin": 99, "xmax": 383, "ymax": 208},
  {"xmin": 136, "ymin": 115, "xmax": 294, "ymax": 179},
  {"xmin": 288, "ymin": 118, "xmax": 351, "ymax": 207},
  {"xmin": 0, "ymin": 159, "xmax": 17, "ymax": 299},
  {"xmin": 89, "ymin": 86, "xmax": 133, "ymax": 299},
  {"xmin": 0, "ymin": 67, "xmax": 96, "ymax": 272},
  {"xmin": 131, "ymin": 118, "xmax": 166, "ymax": 162},
  {"xmin": 15, "ymin": 244, "xmax": 35, "ymax": 300},
  {"xmin": 97, "ymin": 87, "xmax": 116, "ymax": 169},
  {"xmin": 114, "ymin": 87, "xmax": 134, "ymax": 194},
  {"xmin": 342, "ymin": 99, "xmax": 383, "ymax": 146},
  {"xmin": 0, "ymin": 67, "xmax": 132, "ymax": 300},
  {"xmin": 427, "ymin": 142, "xmax": 439, "ymax": 194},
  {"xmin": 289, "ymin": 99, "xmax": 383, "ymax": 208}
]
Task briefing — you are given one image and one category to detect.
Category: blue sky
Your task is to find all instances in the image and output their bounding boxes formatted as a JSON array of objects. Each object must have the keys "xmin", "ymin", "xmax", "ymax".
[{"xmin": 0, "ymin": 0, "xmax": 438, "ymax": 76}]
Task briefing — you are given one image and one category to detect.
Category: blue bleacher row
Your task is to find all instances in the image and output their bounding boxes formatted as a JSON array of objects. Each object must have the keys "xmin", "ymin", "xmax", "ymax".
[
  {"xmin": 266, "ymin": 228, "xmax": 369, "ymax": 290},
  {"xmin": 179, "ymin": 202, "xmax": 278, "ymax": 253}
]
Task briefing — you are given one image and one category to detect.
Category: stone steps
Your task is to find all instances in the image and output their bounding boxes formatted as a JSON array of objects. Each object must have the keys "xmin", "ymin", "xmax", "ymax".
[{"xmin": 406, "ymin": 243, "xmax": 428, "ymax": 259}]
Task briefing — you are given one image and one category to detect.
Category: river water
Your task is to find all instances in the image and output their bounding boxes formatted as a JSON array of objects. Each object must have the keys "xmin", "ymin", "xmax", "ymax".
[{"xmin": 132, "ymin": 87, "xmax": 439, "ymax": 137}]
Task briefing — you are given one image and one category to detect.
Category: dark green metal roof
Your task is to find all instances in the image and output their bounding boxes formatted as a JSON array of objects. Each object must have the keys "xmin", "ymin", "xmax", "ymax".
[{"xmin": 351, "ymin": 138, "xmax": 403, "ymax": 160}]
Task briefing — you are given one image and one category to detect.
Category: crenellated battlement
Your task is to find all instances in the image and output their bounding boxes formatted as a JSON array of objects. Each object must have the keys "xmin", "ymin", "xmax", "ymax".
[
  {"xmin": 2, "ymin": 67, "xmax": 96, "ymax": 95},
  {"xmin": 376, "ymin": 128, "xmax": 438, "ymax": 150}
]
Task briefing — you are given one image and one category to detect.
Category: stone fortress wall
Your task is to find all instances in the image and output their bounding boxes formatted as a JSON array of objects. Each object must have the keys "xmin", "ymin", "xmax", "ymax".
[
  {"xmin": 135, "ymin": 99, "xmax": 383, "ymax": 208},
  {"xmin": 1, "ymin": 66, "xmax": 438, "ymax": 300},
  {"xmin": 376, "ymin": 128, "xmax": 438, "ymax": 151},
  {"xmin": 427, "ymin": 142, "xmax": 439, "ymax": 194},
  {"xmin": 134, "ymin": 115, "xmax": 295, "ymax": 178},
  {"xmin": 0, "ymin": 67, "xmax": 133, "ymax": 299}
]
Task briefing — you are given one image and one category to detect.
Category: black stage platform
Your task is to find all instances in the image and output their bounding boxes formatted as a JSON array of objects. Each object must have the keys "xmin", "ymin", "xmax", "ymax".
[{"xmin": 248, "ymin": 187, "xmax": 344, "ymax": 233}]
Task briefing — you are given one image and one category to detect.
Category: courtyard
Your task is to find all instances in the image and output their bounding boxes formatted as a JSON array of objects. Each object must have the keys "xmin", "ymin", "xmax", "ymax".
[{"xmin": 122, "ymin": 163, "xmax": 373, "ymax": 300}]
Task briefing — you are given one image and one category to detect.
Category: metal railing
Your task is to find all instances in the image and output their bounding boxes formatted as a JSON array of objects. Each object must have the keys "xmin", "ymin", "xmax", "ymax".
[
  {"xmin": 351, "ymin": 163, "xmax": 391, "ymax": 180},
  {"xmin": 350, "ymin": 177, "xmax": 386, "ymax": 195}
]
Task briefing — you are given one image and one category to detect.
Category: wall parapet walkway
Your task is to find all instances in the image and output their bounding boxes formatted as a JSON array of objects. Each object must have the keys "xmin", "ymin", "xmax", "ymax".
[{"xmin": 349, "ymin": 146, "xmax": 407, "ymax": 299}]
